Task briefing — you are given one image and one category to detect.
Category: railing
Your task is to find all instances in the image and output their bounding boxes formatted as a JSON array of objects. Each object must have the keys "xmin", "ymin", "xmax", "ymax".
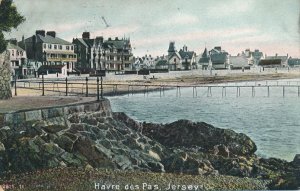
[{"xmin": 11, "ymin": 76, "xmax": 300, "ymax": 99}]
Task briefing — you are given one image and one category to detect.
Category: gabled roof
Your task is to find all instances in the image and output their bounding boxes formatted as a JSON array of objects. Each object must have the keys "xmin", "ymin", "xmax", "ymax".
[
  {"xmin": 199, "ymin": 48, "xmax": 210, "ymax": 63},
  {"xmin": 168, "ymin": 52, "xmax": 181, "ymax": 60},
  {"xmin": 179, "ymin": 49, "xmax": 195, "ymax": 60},
  {"xmin": 202, "ymin": 48, "xmax": 209, "ymax": 58},
  {"xmin": 74, "ymin": 38, "xmax": 88, "ymax": 47},
  {"xmin": 7, "ymin": 43, "xmax": 25, "ymax": 52}
]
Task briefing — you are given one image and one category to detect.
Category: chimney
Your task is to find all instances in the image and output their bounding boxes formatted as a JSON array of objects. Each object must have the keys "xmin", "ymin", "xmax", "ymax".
[
  {"xmin": 46, "ymin": 31, "xmax": 56, "ymax": 38},
  {"xmin": 108, "ymin": 37, "xmax": 112, "ymax": 41},
  {"xmin": 96, "ymin": 36, "xmax": 104, "ymax": 44},
  {"xmin": 215, "ymin": 46, "xmax": 221, "ymax": 51},
  {"xmin": 36, "ymin": 30, "xmax": 46, "ymax": 37},
  {"xmin": 82, "ymin": 32, "xmax": 90, "ymax": 39},
  {"xmin": 115, "ymin": 37, "xmax": 119, "ymax": 40},
  {"xmin": 275, "ymin": 53, "xmax": 278, "ymax": 57}
]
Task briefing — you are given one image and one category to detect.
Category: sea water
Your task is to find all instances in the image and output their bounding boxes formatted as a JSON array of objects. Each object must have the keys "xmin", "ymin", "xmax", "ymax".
[{"xmin": 108, "ymin": 79, "xmax": 300, "ymax": 161}]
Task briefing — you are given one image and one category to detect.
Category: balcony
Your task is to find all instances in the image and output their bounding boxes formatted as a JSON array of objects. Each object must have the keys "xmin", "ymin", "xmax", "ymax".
[{"xmin": 46, "ymin": 57, "xmax": 77, "ymax": 62}]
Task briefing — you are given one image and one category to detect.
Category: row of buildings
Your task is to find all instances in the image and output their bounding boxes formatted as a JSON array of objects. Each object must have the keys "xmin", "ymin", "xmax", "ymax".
[
  {"xmin": 6, "ymin": 30, "xmax": 300, "ymax": 78},
  {"xmin": 7, "ymin": 30, "xmax": 134, "ymax": 78},
  {"xmin": 134, "ymin": 42, "xmax": 298, "ymax": 72}
]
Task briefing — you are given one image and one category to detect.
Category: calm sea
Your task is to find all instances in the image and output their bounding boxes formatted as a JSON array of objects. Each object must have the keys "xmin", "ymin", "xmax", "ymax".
[{"xmin": 108, "ymin": 79, "xmax": 300, "ymax": 161}]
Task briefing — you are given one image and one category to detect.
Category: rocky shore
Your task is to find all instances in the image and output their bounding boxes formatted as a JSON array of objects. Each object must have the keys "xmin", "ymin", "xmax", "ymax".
[{"xmin": 0, "ymin": 99, "xmax": 299, "ymax": 190}]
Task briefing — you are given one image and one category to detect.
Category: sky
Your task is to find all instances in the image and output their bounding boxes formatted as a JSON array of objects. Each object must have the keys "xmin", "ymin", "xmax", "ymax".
[{"xmin": 5, "ymin": 0, "xmax": 300, "ymax": 57}]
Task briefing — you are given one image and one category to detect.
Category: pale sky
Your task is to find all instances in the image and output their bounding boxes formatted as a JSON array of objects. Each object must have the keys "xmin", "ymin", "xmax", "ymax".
[{"xmin": 5, "ymin": 0, "xmax": 300, "ymax": 57}]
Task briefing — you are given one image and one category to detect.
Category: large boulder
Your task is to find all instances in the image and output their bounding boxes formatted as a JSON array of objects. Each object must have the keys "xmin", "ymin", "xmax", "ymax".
[{"xmin": 116, "ymin": 118, "xmax": 257, "ymax": 156}]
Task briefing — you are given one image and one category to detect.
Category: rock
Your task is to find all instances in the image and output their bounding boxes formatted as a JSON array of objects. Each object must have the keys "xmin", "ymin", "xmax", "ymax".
[
  {"xmin": 213, "ymin": 144, "xmax": 230, "ymax": 158},
  {"xmin": 162, "ymin": 151, "xmax": 215, "ymax": 175},
  {"xmin": 126, "ymin": 119, "xmax": 257, "ymax": 156}
]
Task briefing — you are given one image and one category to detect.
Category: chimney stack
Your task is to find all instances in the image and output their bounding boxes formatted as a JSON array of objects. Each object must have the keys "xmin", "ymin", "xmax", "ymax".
[
  {"xmin": 82, "ymin": 32, "xmax": 90, "ymax": 39},
  {"xmin": 46, "ymin": 31, "xmax": 56, "ymax": 38},
  {"xmin": 36, "ymin": 30, "xmax": 46, "ymax": 37}
]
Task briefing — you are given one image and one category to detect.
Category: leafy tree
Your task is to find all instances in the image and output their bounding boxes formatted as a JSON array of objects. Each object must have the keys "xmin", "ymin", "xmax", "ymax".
[
  {"xmin": 0, "ymin": 0, "xmax": 24, "ymax": 100},
  {"xmin": 0, "ymin": 0, "xmax": 25, "ymax": 53}
]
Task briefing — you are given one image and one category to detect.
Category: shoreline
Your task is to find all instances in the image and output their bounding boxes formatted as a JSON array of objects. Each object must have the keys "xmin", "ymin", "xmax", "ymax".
[{"xmin": 103, "ymin": 72, "xmax": 300, "ymax": 96}]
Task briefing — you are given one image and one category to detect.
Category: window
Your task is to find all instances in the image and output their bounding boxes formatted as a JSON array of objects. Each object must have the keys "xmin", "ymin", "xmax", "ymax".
[
  {"xmin": 59, "ymin": 45, "xmax": 62, "ymax": 50},
  {"xmin": 71, "ymin": 46, "xmax": 73, "ymax": 50},
  {"xmin": 54, "ymin": 45, "xmax": 57, "ymax": 49},
  {"xmin": 12, "ymin": 50, "xmax": 14, "ymax": 56},
  {"xmin": 43, "ymin": 44, "xmax": 46, "ymax": 49},
  {"xmin": 66, "ymin": 46, "xmax": 69, "ymax": 50},
  {"xmin": 48, "ymin": 44, "xmax": 52, "ymax": 49},
  {"xmin": 20, "ymin": 51, "xmax": 23, "ymax": 56}
]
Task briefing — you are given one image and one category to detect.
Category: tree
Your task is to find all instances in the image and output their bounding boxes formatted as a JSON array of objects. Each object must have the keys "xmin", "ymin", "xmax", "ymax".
[{"xmin": 0, "ymin": 0, "xmax": 25, "ymax": 99}]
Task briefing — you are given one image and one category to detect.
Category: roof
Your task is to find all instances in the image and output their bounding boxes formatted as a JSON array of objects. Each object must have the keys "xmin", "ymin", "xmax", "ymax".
[
  {"xmin": 156, "ymin": 59, "xmax": 168, "ymax": 66},
  {"xmin": 74, "ymin": 38, "xmax": 88, "ymax": 47},
  {"xmin": 7, "ymin": 43, "xmax": 25, "ymax": 52},
  {"xmin": 265, "ymin": 55, "xmax": 288, "ymax": 62},
  {"xmin": 288, "ymin": 58, "xmax": 300, "ymax": 66},
  {"xmin": 251, "ymin": 50, "xmax": 263, "ymax": 58},
  {"xmin": 259, "ymin": 59, "xmax": 282, "ymax": 66},
  {"xmin": 179, "ymin": 50, "xmax": 195, "ymax": 60},
  {"xmin": 230, "ymin": 56, "xmax": 249, "ymax": 67},
  {"xmin": 199, "ymin": 48, "xmax": 210, "ymax": 63},
  {"xmin": 211, "ymin": 53, "xmax": 228, "ymax": 63},
  {"xmin": 168, "ymin": 52, "xmax": 181, "ymax": 60},
  {"xmin": 103, "ymin": 39, "xmax": 131, "ymax": 50},
  {"xmin": 26, "ymin": 34, "xmax": 73, "ymax": 45},
  {"xmin": 202, "ymin": 48, "xmax": 209, "ymax": 58},
  {"xmin": 199, "ymin": 57, "xmax": 210, "ymax": 63}
]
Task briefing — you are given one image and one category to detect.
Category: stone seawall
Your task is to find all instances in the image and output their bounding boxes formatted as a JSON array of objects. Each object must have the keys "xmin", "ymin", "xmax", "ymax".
[{"xmin": 0, "ymin": 99, "xmax": 112, "ymax": 128}]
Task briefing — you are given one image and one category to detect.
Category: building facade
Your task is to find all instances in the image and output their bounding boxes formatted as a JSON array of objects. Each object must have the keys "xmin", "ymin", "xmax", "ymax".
[
  {"xmin": 103, "ymin": 37, "xmax": 134, "ymax": 72},
  {"xmin": 22, "ymin": 30, "xmax": 77, "ymax": 76},
  {"xmin": 6, "ymin": 39, "xmax": 27, "ymax": 77},
  {"xmin": 209, "ymin": 46, "xmax": 229, "ymax": 70},
  {"xmin": 198, "ymin": 47, "xmax": 211, "ymax": 70},
  {"xmin": 178, "ymin": 45, "xmax": 196, "ymax": 70},
  {"xmin": 73, "ymin": 32, "xmax": 104, "ymax": 73}
]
